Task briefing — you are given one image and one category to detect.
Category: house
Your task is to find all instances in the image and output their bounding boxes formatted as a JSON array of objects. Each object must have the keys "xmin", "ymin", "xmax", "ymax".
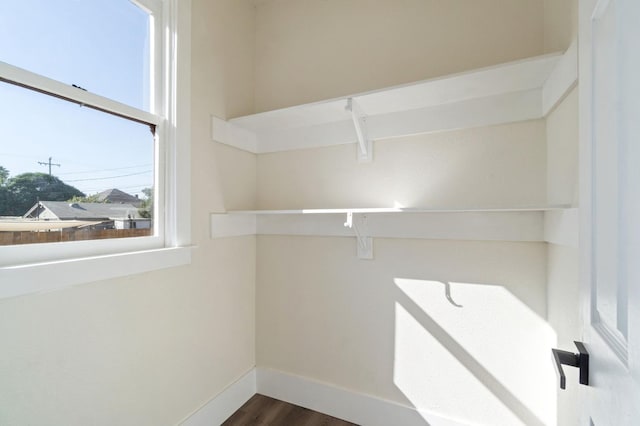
[
  {"xmin": 95, "ymin": 188, "xmax": 144, "ymax": 207},
  {"xmin": 23, "ymin": 201, "xmax": 151, "ymax": 230},
  {"xmin": 1, "ymin": 1, "xmax": 638, "ymax": 426}
]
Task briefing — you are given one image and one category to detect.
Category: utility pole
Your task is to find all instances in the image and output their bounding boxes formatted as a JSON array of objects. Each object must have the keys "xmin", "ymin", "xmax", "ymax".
[{"xmin": 38, "ymin": 157, "xmax": 61, "ymax": 176}]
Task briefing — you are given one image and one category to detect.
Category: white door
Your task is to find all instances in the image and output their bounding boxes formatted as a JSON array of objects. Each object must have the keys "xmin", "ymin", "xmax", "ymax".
[{"xmin": 579, "ymin": 0, "xmax": 640, "ymax": 424}]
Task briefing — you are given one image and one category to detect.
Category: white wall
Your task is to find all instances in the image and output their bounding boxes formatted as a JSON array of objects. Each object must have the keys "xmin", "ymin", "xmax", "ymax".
[
  {"xmin": 546, "ymin": 88, "xmax": 579, "ymax": 207},
  {"xmin": 546, "ymin": 242, "xmax": 580, "ymax": 425},
  {"xmin": 257, "ymin": 120, "xmax": 546, "ymax": 209},
  {"xmin": 253, "ymin": 0, "xmax": 544, "ymax": 112},
  {"xmin": 546, "ymin": 88, "xmax": 580, "ymax": 425},
  {"xmin": 544, "ymin": 0, "xmax": 580, "ymax": 424},
  {"xmin": 544, "ymin": 0, "xmax": 579, "ymax": 54},
  {"xmin": 253, "ymin": 1, "xmax": 556, "ymax": 425},
  {"xmin": 0, "ymin": 1, "xmax": 257, "ymax": 425},
  {"xmin": 254, "ymin": 121, "xmax": 555, "ymax": 424},
  {"xmin": 257, "ymin": 237, "xmax": 554, "ymax": 425}
]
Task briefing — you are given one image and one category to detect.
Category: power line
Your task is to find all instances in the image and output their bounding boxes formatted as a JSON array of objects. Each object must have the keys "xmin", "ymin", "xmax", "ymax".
[
  {"xmin": 57, "ymin": 164, "xmax": 152, "ymax": 176},
  {"xmin": 81, "ymin": 183, "xmax": 152, "ymax": 193},
  {"xmin": 65, "ymin": 170, "xmax": 152, "ymax": 183}
]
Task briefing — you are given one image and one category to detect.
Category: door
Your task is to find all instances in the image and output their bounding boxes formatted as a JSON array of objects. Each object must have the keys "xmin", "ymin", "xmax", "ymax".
[{"xmin": 579, "ymin": 0, "xmax": 640, "ymax": 424}]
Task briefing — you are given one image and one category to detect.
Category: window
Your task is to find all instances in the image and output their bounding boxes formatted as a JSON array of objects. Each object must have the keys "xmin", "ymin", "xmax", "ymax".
[
  {"xmin": 0, "ymin": 0, "xmax": 156, "ymax": 244},
  {"xmin": 0, "ymin": 0, "xmax": 191, "ymax": 296}
]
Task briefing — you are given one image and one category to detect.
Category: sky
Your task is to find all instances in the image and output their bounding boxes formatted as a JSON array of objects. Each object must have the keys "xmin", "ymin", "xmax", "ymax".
[{"xmin": 0, "ymin": 0, "xmax": 154, "ymax": 198}]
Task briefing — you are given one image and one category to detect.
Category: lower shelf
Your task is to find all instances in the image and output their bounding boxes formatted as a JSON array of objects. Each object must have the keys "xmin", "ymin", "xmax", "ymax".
[{"xmin": 211, "ymin": 207, "xmax": 577, "ymax": 245}]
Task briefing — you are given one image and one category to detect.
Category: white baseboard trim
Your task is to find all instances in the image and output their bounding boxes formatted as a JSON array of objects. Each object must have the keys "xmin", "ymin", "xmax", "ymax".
[
  {"xmin": 179, "ymin": 368, "xmax": 256, "ymax": 426},
  {"xmin": 255, "ymin": 367, "xmax": 470, "ymax": 426},
  {"xmin": 178, "ymin": 367, "xmax": 472, "ymax": 426}
]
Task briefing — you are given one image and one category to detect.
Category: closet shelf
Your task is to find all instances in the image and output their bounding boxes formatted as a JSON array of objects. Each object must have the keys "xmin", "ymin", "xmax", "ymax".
[
  {"xmin": 209, "ymin": 42, "xmax": 579, "ymax": 254},
  {"xmin": 225, "ymin": 205, "xmax": 573, "ymax": 215},
  {"xmin": 211, "ymin": 206, "xmax": 578, "ymax": 253},
  {"xmin": 212, "ymin": 41, "xmax": 577, "ymax": 156}
]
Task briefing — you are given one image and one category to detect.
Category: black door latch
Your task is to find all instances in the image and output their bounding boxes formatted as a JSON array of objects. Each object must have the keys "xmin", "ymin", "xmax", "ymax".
[{"xmin": 552, "ymin": 341, "xmax": 589, "ymax": 390}]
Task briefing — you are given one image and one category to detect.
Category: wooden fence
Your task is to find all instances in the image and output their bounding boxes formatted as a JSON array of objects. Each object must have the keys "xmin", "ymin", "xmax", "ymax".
[{"xmin": 0, "ymin": 228, "xmax": 152, "ymax": 246}]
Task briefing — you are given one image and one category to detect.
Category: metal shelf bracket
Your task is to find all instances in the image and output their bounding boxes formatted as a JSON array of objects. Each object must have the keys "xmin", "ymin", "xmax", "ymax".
[
  {"xmin": 344, "ymin": 211, "xmax": 373, "ymax": 259},
  {"xmin": 346, "ymin": 98, "xmax": 373, "ymax": 163}
]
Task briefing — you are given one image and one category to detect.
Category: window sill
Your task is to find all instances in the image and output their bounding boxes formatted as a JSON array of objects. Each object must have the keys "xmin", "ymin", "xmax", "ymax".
[{"xmin": 0, "ymin": 246, "xmax": 192, "ymax": 299}]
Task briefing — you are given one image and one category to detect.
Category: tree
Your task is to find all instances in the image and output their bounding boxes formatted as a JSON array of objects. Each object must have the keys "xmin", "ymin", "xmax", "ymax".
[
  {"xmin": 138, "ymin": 187, "xmax": 153, "ymax": 219},
  {"xmin": 0, "ymin": 166, "xmax": 11, "ymax": 215},
  {"xmin": 0, "ymin": 166, "xmax": 8, "ymax": 186},
  {"xmin": 68, "ymin": 193, "xmax": 103, "ymax": 203},
  {"xmin": 0, "ymin": 188, "xmax": 10, "ymax": 216},
  {"xmin": 2, "ymin": 172, "xmax": 85, "ymax": 216}
]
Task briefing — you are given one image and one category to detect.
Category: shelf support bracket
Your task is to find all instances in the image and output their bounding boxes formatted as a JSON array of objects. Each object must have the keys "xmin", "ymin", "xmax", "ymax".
[
  {"xmin": 346, "ymin": 98, "xmax": 373, "ymax": 163},
  {"xmin": 344, "ymin": 211, "xmax": 373, "ymax": 259}
]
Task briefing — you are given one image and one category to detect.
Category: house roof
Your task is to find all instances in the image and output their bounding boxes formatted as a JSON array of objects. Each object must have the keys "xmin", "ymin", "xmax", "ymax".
[
  {"xmin": 24, "ymin": 201, "xmax": 143, "ymax": 220},
  {"xmin": 95, "ymin": 188, "xmax": 142, "ymax": 206}
]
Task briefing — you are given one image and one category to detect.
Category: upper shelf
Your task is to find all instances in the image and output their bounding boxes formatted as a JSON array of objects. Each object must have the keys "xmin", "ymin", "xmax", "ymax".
[
  {"xmin": 213, "ymin": 41, "xmax": 578, "ymax": 155},
  {"xmin": 233, "ymin": 53, "xmax": 560, "ymax": 132}
]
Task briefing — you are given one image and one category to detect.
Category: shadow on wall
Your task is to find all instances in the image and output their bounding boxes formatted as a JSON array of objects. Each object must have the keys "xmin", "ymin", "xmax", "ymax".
[
  {"xmin": 392, "ymin": 279, "xmax": 556, "ymax": 426},
  {"xmin": 255, "ymin": 236, "xmax": 558, "ymax": 425}
]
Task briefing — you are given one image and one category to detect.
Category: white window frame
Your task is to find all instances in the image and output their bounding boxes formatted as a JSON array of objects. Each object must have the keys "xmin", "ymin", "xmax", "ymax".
[{"xmin": 0, "ymin": 0, "xmax": 191, "ymax": 299}]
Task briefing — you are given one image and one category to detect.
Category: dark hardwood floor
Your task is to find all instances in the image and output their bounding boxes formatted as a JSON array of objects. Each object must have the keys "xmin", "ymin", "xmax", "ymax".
[{"xmin": 222, "ymin": 394, "xmax": 358, "ymax": 426}]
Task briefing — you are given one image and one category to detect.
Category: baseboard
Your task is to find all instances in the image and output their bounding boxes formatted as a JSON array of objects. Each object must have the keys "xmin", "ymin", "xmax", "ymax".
[
  {"xmin": 179, "ymin": 368, "xmax": 256, "ymax": 426},
  {"xmin": 255, "ymin": 367, "xmax": 469, "ymax": 426},
  {"xmin": 178, "ymin": 367, "xmax": 471, "ymax": 426}
]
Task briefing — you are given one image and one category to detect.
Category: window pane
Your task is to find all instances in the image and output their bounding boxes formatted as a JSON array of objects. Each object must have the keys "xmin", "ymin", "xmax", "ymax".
[
  {"xmin": 0, "ymin": 81, "xmax": 155, "ymax": 245},
  {"xmin": 0, "ymin": 0, "xmax": 151, "ymax": 111}
]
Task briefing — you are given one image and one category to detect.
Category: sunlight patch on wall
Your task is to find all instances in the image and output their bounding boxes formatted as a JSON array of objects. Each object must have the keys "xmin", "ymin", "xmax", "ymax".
[{"xmin": 393, "ymin": 278, "xmax": 556, "ymax": 426}]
